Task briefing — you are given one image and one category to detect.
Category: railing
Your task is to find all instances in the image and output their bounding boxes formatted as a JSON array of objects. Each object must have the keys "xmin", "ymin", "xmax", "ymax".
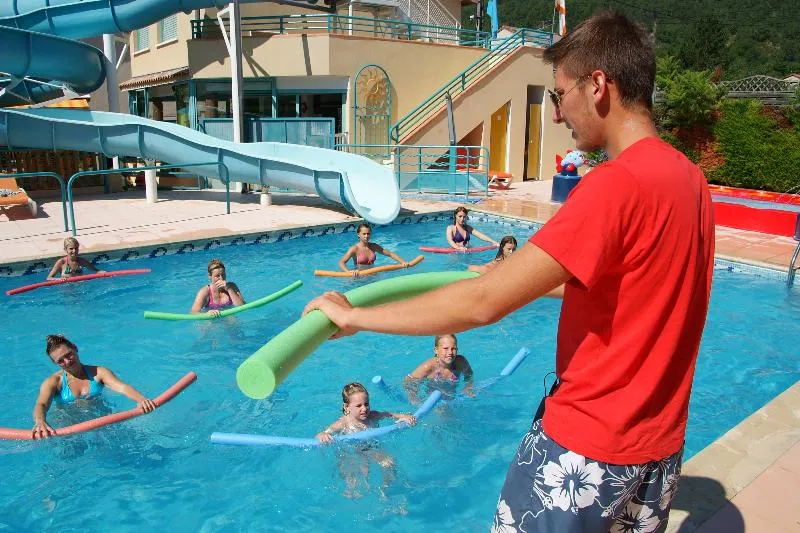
[
  {"xmin": 787, "ymin": 213, "xmax": 800, "ymax": 288},
  {"xmin": 200, "ymin": 117, "xmax": 336, "ymax": 149},
  {"xmin": 389, "ymin": 29, "xmax": 553, "ymax": 143},
  {"xmin": 191, "ymin": 14, "xmax": 491, "ymax": 47},
  {"xmin": 66, "ymin": 162, "xmax": 230, "ymax": 237},
  {"xmin": 337, "ymin": 144, "xmax": 489, "ymax": 196},
  {"xmin": 395, "ymin": 0, "xmax": 459, "ymax": 32}
]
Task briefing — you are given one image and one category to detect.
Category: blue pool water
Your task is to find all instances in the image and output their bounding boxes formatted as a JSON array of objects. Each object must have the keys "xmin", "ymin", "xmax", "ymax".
[
  {"xmin": 712, "ymin": 194, "xmax": 800, "ymax": 212},
  {"xmin": 1, "ymin": 216, "xmax": 798, "ymax": 531}
]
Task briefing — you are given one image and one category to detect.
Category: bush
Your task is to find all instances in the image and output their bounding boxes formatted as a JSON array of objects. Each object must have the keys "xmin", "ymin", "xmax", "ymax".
[
  {"xmin": 657, "ymin": 67, "xmax": 724, "ymax": 130},
  {"xmin": 710, "ymin": 100, "xmax": 800, "ymax": 192}
]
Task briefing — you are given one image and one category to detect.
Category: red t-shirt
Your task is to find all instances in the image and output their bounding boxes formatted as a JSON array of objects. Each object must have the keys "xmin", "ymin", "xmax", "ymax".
[{"xmin": 530, "ymin": 137, "xmax": 715, "ymax": 464}]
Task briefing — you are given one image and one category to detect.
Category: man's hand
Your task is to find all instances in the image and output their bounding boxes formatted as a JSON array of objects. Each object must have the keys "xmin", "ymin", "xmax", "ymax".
[{"xmin": 302, "ymin": 291, "xmax": 358, "ymax": 338}]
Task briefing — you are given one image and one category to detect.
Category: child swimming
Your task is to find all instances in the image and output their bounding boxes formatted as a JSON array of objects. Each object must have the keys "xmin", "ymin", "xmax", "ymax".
[
  {"xmin": 31, "ymin": 334, "xmax": 156, "ymax": 439},
  {"xmin": 190, "ymin": 259, "xmax": 245, "ymax": 317},
  {"xmin": 316, "ymin": 382, "xmax": 416, "ymax": 499},
  {"xmin": 338, "ymin": 223, "xmax": 408, "ymax": 277},
  {"xmin": 46, "ymin": 237, "xmax": 101, "ymax": 280},
  {"xmin": 316, "ymin": 382, "xmax": 416, "ymax": 442},
  {"xmin": 405, "ymin": 334, "xmax": 474, "ymax": 401},
  {"xmin": 468, "ymin": 235, "xmax": 518, "ymax": 274}
]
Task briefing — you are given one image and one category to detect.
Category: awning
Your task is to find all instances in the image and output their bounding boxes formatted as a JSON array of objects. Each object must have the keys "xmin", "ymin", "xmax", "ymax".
[{"xmin": 119, "ymin": 66, "xmax": 190, "ymax": 91}]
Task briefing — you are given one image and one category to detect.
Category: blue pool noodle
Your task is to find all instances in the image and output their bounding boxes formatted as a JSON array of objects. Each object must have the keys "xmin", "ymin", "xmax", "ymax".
[{"xmin": 210, "ymin": 390, "xmax": 442, "ymax": 448}]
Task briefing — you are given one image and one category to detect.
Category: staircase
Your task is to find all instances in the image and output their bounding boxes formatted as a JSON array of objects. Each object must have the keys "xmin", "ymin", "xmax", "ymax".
[{"xmin": 390, "ymin": 30, "xmax": 553, "ymax": 144}]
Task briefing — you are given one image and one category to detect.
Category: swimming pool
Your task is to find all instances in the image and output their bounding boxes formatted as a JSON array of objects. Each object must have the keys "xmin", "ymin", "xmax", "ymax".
[{"xmin": 1, "ymin": 214, "xmax": 798, "ymax": 531}]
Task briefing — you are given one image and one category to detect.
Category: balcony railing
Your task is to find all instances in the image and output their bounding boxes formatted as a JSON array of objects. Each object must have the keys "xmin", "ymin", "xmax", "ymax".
[{"xmin": 191, "ymin": 14, "xmax": 492, "ymax": 47}]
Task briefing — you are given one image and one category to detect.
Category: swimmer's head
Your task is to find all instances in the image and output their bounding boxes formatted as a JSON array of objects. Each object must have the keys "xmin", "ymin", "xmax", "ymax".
[
  {"xmin": 207, "ymin": 259, "xmax": 226, "ymax": 281},
  {"xmin": 63, "ymin": 237, "xmax": 80, "ymax": 255},
  {"xmin": 434, "ymin": 334, "xmax": 458, "ymax": 364},
  {"xmin": 46, "ymin": 334, "xmax": 79, "ymax": 368},
  {"xmin": 496, "ymin": 236, "xmax": 518, "ymax": 260},
  {"xmin": 453, "ymin": 207, "xmax": 469, "ymax": 224},
  {"xmin": 341, "ymin": 382, "xmax": 369, "ymax": 416},
  {"xmin": 356, "ymin": 223, "xmax": 372, "ymax": 242}
]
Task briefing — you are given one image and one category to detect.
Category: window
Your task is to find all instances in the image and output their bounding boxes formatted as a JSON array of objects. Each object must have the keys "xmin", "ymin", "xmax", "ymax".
[
  {"xmin": 158, "ymin": 15, "xmax": 178, "ymax": 43},
  {"xmin": 134, "ymin": 27, "xmax": 150, "ymax": 51}
]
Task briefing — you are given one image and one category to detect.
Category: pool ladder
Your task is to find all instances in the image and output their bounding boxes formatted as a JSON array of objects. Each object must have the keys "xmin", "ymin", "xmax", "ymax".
[{"xmin": 787, "ymin": 214, "xmax": 800, "ymax": 288}]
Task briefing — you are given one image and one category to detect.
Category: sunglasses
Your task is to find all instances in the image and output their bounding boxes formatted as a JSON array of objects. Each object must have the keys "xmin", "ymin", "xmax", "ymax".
[{"xmin": 547, "ymin": 74, "xmax": 608, "ymax": 108}]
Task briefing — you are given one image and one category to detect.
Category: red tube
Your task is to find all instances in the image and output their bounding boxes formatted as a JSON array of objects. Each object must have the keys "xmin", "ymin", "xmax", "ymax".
[
  {"xmin": 0, "ymin": 371, "xmax": 197, "ymax": 441},
  {"xmin": 6, "ymin": 269, "xmax": 151, "ymax": 296},
  {"xmin": 419, "ymin": 245, "xmax": 497, "ymax": 254}
]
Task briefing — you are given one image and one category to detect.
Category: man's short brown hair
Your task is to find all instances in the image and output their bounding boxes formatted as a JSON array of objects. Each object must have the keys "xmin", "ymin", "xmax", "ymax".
[{"xmin": 543, "ymin": 10, "xmax": 655, "ymax": 110}]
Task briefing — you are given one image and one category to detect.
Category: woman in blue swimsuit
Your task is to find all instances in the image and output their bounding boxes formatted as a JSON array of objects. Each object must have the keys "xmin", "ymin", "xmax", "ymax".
[
  {"xmin": 31, "ymin": 334, "xmax": 156, "ymax": 439},
  {"xmin": 446, "ymin": 207, "xmax": 499, "ymax": 250}
]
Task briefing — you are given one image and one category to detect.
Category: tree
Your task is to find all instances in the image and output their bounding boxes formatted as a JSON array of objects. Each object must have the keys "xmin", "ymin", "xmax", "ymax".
[
  {"xmin": 656, "ymin": 57, "xmax": 724, "ymax": 130},
  {"xmin": 678, "ymin": 17, "xmax": 728, "ymax": 72}
]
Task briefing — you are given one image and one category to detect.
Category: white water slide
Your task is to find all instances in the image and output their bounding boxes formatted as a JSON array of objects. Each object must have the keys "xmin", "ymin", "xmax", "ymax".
[{"xmin": 0, "ymin": 0, "xmax": 400, "ymax": 224}]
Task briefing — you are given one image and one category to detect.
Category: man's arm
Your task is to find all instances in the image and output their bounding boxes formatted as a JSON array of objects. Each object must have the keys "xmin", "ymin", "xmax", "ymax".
[{"xmin": 305, "ymin": 242, "xmax": 571, "ymax": 336}]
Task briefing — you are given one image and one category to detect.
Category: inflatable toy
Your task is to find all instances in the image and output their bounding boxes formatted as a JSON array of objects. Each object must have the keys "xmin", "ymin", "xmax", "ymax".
[
  {"xmin": 6, "ymin": 269, "xmax": 151, "ymax": 296},
  {"xmin": 0, "ymin": 372, "xmax": 197, "ymax": 440},
  {"xmin": 314, "ymin": 255, "xmax": 424, "ymax": 278},
  {"xmin": 209, "ymin": 389, "xmax": 441, "ymax": 448},
  {"xmin": 236, "ymin": 271, "xmax": 479, "ymax": 399},
  {"xmin": 143, "ymin": 280, "xmax": 302, "ymax": 321},
  {"xmin": 418, "ymin": 245, "xmax": 497, "ymax": 254}
]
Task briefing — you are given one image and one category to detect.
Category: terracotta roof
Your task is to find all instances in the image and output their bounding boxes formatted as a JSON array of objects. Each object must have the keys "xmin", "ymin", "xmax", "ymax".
[{"xmin": 119, "ymin": 66, "xmax": 190, "ymax": 91}]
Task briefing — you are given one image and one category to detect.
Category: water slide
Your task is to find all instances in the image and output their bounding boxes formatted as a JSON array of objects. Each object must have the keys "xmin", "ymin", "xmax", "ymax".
[{"xmin": 0, "ymin": 0, "xmax": 400, "ymax": 224}]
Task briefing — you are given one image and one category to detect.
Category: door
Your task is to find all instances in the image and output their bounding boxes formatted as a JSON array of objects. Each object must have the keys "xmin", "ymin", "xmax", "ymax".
[
  {"xmin": 525, "ymin": 103, "xmax": 542, "ymax": 180},
  {"xmin": 489, "ymin": 101, "xmax": 510, "ymax": 172}
]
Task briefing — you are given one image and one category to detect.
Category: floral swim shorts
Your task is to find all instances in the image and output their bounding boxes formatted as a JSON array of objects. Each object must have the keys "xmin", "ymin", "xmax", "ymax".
[{"xmin": 493, "ymin": 419, "xmax": 682, "ymax": 533}]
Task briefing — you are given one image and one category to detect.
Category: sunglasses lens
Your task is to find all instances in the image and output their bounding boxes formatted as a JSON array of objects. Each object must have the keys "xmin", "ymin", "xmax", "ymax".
[{"xmin": 549, "ymin": 91, "xmax": 560, "ymax": 107}]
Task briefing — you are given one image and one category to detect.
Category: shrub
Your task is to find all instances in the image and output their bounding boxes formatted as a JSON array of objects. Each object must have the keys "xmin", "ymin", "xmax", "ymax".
[{"xmin": 710, "ymin": 100, "xmax": 800, "ymax": 192}]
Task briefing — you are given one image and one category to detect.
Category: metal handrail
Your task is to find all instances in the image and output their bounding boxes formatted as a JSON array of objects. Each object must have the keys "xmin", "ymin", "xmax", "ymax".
[
  {"xmin": 788, "ymin": 243, "xmax": 800, "ymax": 287},
  {"xmin": 66, "ymin": 162, "xmax": 231, "ymax": 237},
  {"xmin": 389, "ymin": 29, "xmax": 552, "ymax": 143},
  {"xmin": 336, "ymin": 143, "xmax": 489, "ymax": 196},
  {"xmin": 191, "ymin": 14, "xmax": 491, "ymax": 47},
  {"xmin": 0, "ymin": 171, "xmax": 69, "ymax": 231}
]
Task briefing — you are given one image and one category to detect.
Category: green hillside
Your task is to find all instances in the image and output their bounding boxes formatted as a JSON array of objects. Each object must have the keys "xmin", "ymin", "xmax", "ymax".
[{"xmin": 462, "ymin": 0, "xmax": 800, "ymax": 80}]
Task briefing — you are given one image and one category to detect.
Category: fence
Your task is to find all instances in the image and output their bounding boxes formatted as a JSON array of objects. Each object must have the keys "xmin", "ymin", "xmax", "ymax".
[
  {"xmin": 200, "ymin": 117, "xmax": 335, "ymax": 148},
  {"xmin": 338, "ymin": 144, "xmax": 489, "ymax": 196}
]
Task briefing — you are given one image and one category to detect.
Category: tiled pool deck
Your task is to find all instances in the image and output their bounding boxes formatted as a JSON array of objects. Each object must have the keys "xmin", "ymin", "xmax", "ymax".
[{"xmin": 1, "ymin": 181, "xmax": 798, "ymax": 532}]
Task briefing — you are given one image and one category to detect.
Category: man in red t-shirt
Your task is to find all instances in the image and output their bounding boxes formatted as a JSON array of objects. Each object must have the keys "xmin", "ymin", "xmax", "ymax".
[{"xmin": 304, "ymin": 10, "xmax": 713, "ymax": 532}]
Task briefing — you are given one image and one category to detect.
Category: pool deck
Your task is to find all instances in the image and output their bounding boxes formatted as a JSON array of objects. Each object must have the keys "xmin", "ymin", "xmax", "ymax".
[{"xmin": 1, "ymin": 181, "xmax": 798, "ymax": 532}]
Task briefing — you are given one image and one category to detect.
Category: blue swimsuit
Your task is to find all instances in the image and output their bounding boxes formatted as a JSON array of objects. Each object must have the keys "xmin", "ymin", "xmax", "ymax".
[{"xmin": 55, "ymin": 366, "xmax": 104, "ymax": 404}]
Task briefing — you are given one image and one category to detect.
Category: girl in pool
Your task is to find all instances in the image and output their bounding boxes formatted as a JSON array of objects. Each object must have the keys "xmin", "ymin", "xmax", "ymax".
[
  {"xmin": 405, "ymin": 334, "xmax": 474, "ymax": 401},
  {"xmin": 338, "ymin": 223, "xmax": 408, "ymax": 277},
  {"xmin": 46, "ymin": 237, "xmax": 102, "ymax": 280},
  {"xmin": 316, "ymin": 382, "xmax": 416, "ymax": 498},
  {"xmin": 315, "ymin": 382, "xmax": 416, "ymax": 443},
  {"xmin": 468, "ymin": 235, "xmax": 518, "ymax": 274},
  {"xmin": 445, "ymin": 206, "xmax": 499, "ymax": 250},
  {"xmin": 190, "ymin": 258, "xmax": 245, "ymax": 317},
  {"xmin": 31, "ymin": 334, "xmax": 156, "ymax": 439}
]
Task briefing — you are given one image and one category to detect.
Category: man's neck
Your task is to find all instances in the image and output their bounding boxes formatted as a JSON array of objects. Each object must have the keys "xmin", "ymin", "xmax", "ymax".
[{"xmin": 603, "ymin": 109, "xmax": 659, "ymax": 159}]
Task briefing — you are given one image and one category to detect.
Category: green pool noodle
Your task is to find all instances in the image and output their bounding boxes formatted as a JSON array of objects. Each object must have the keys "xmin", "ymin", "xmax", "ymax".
[
  {"xmin": 236, "ymin": 271, "xmax": 479, "ymax": 399},
  {"xmin": 143, "ymin": 280, "xmax": 303, "ymax": 321}
]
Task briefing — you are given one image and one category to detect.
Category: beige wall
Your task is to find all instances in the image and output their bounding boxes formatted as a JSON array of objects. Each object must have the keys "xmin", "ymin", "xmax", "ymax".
[
  {"xmin": 188, "ymin": 33, "xmax": 485, "ymax": 127},
  {"xmin": 401, "ymin": 47, "xmax": 573, "ymax": 181},
  {"xmin": 130, "ymin": 12, "xmax": 193, "ymax": 77}
]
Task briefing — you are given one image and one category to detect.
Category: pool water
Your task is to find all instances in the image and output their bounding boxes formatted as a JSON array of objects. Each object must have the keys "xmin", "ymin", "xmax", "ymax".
[{"xmin": 1, "ymin": 216, "xmax": 798, "ymax": 531}]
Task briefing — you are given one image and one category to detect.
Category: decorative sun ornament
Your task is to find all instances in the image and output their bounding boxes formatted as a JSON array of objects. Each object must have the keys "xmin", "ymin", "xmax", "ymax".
[{"xmin": 356, "ymin": 66, "xmax": 389, "ymax": 111}]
